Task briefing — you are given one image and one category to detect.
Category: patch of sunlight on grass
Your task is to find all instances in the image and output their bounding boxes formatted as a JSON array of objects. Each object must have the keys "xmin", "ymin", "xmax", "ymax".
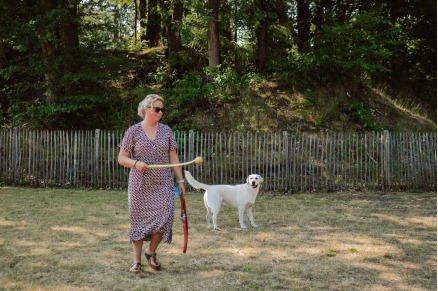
[
  {"xmin": 295, "ymin": 232, "xmax": 405, "ymax": 260},
  {"xmin": 383, "ymin": 234, "xmax": 423, "ymax": 245},
  {"xmin": 51, "ymin": 226, "xmax": 89, "ymax": 233},
  {"xmin": 372, "ymin": 213, "xmax": 437, "ymax": 228},
  {"xmin": 406, "ymin": 216, "xmax": 437, "ymax": 228},
  {"xmin": 197, "ymin": 270, "xmax": 226, "ymax": 278}
]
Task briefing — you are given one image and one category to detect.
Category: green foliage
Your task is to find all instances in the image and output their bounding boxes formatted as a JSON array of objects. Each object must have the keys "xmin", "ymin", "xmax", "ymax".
[
  {"xmin": 316, "ymin": 100, "xmax": 385, "ymax": 131},
  {"xmin": 7, "ymin": 95, "xmax": 109, "ymax": 129},
  {"xmin": 344, "ymin": 102, "xmax": 385, "ymax": 131},
  {"xmin": 0, "ymin": 0, "xmax": 435, "ymax": 130},
  {"xmin": 277, "ymin": 7, "xmax": 396, "ymax": 87}
]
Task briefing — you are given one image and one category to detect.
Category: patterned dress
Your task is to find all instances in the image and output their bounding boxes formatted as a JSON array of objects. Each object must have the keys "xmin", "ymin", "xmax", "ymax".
[{"xmin": 119, "ymin": 122, "xmax": 177, "ymax": 243}]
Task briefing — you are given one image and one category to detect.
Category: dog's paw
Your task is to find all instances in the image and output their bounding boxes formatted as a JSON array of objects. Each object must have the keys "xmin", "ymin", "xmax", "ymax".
[
  {"xmin": 240, "ymin": 225, "xmax": 248, "ymax": 229},
  {"xmin": 252, "ymin": 224, "xmax": 258, "ymax": 228},
  {"xmin": 214, "ymin": 227, "xmax": 221, "ymax": 231},
  {"xmin": 207, "ymin": 224, "xmax": 213, "ymax": 229}
]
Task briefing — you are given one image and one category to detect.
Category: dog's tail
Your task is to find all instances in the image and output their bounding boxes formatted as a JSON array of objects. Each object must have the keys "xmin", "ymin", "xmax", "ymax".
[{"xmin": 184, "ymin": 171, "xmax": 210, "ymax": 190}]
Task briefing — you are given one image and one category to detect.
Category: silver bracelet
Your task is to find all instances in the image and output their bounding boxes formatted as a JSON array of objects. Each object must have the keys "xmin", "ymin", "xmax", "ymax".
[{"xmin": 177, "ymin": 179, "xmax": 185, "ymax": 183}]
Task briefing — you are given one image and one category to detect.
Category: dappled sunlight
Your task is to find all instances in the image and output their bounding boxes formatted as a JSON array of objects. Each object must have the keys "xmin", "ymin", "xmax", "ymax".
[
  {"xmin": 15, "ymin": 240, "xmax": 47, "ymax": 247},
  {"xmin": 383, "ymin": 234, "xmax": 423, "ymax": 246},
  {"xmin": 308, "ymin": 226, "xmax": 342, "ymax": 231},
  {"xmin": 392, "ymin": 283, "xmax": 430, "ymax": 291},
  {"xmin": 371, "ymin": 214, "xmax": 437, "ymax": 228},
  {"xmin": 406, "ymin": 216, "xmax": 437, "ymax": 228},
  {"xmin": 386, "ymin": 260, "xmax": 421, "ymax": 270},
  {"xmin": 51, "ymin": 226, "xmax": 89, "ymax": 233},
  {"xmin": 1, "ymin": 188, "xmax": 435, "ymax": 290},
  {"xmin": 59, "ymin": 242, "xmax": 85, "ymax": 247},
  {"xmin": 278, "ymin": 226, "xmax": 300, "ymax": 231},
  {"xmin": 29, "ymin": 248, "xmax": 52, "ymax": 256},
  {"xmin": 294, "ymin": 232, "xmax": 405, "ymax": 260},
  {"xmin": 0, "ymin": 219, "xmax": 31, "ymax": 229},
  {"xmin": 254, "ymin": 231, "xmax": 279, "ymax": 240},
  {"xmin": 51, "ymin": 225, "xmax": 112, "ymax": 238},
  {"xmin": 378, "ymin": 271, "xmax": 405, "ymax": 282},
  {"xmin": 196, "ymin": 269, "xmax": 226, "ymax": 278},
  {"xmin": 0, "ymin": 220, "xmax": 16, "ymax": 226}
]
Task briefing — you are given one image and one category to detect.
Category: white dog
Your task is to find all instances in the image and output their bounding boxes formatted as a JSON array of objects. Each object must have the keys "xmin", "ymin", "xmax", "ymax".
[{"xmin": 184, "ymin": 171, "xmax": 263, "ymax": 230}]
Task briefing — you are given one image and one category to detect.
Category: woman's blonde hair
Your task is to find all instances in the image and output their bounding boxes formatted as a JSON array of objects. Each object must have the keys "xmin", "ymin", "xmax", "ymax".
[{"xmin": 137, "ymin": 94, "xmax": 164, "ymax": 119}]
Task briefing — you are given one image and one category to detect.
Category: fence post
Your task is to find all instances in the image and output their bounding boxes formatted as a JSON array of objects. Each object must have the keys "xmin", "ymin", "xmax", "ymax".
[
  {"xmin": 383, "ymin": 130, "xmax": 390, "ymax": 189},
  {"xmin": 283, "ymin": 131, "xmax": 289, "ymax": 191}
]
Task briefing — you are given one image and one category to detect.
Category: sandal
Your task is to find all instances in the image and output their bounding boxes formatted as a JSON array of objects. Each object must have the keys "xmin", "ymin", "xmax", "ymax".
[
  {"xmin": 145, "ymin": 252, "xmax": 161, "ymax": 271},
  {"xmin": 129, "ymin": 262, "xmax": 142, "ymax": 273}
]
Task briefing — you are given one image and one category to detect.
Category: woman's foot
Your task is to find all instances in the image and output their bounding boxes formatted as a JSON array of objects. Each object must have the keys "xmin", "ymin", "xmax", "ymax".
[
  {"xmin": 129, "ymin": 262, "xmax": 142, "ymax": 273},
  {"xmin": 144, "ymin": 250, "xmax": 161, "ymax": 271}
]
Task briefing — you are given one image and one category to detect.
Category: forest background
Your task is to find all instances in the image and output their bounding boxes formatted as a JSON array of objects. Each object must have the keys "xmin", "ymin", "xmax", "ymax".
[{"xmin": 0, "ymin": 0, "xmax": 436, "ymax": 133}]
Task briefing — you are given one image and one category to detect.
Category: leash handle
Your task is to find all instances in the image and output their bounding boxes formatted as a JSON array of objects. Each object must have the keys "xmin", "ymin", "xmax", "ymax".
[{"xmin": 180, "ymin": 193, "xmax": 188, "ymax": 253}]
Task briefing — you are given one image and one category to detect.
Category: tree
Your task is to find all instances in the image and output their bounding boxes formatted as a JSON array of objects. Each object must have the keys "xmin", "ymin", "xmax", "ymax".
[
  {"xmin": 139, "ymin": 0, "xmax": 147, "ymax": 42},
  {"xmin": 146, "ymin": 0, "xmax": 161, "ymax": 46},
  {"xmin": 59, "ymin": 0, "xmax": 80, "ymax": 74},
  {"xmin": 166, "ymin": 0, "xmax": 184, "ymax": 82},
  {"xmin": 207, "ymin": 0, "xmax": 220, "ymax": 67},
  {"xmin": 256, "ymin": 0, "xmax": 268, "ymax": 72},
  {"xmin": 39, "ymin": 0, "xmax": 58, "ymax": 101},
  {"xmin": 297, "ymin": 0, "xmax": 311, "ymax": 53}
]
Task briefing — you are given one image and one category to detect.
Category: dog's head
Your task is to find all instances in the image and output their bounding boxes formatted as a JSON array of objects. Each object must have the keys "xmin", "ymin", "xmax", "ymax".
[{"xmin": 246, "ymin": 174, "xmax": 263, "ymax": 189}]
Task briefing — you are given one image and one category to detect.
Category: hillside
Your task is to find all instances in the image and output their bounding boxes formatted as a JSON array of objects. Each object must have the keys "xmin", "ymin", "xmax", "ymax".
[{"xmin": 115, "ymin": 48, "xmax": 436, "ymax": 133}]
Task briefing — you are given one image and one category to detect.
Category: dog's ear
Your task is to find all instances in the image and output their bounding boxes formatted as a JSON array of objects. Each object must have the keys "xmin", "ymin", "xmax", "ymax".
[
  {"xmin": 246, "ymin": 177, "xmax": 250, "ymax": 184},
  {"xmin": 259, "ymin": 176, "xmax": 264, "ymax": 183}
]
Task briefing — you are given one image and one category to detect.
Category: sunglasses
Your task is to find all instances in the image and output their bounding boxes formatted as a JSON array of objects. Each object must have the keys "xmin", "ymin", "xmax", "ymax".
[{"xmin": 150, "ymin": 107, "xmax": 166, "ymax": 113}]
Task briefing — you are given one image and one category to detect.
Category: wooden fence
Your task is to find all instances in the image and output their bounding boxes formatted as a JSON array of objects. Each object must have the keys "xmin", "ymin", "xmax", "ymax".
[{"xmin": 0, "ymin": 129, "xmax": 436, "ymax": 192}]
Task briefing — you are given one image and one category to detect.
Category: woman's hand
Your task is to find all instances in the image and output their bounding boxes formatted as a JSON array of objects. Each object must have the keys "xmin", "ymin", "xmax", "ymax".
[
  {"xmin": 135, "ymin": 161, "xmax": 150, "ymax": 171},
  {"xmin": 177, "ymin": 182, "xmax": 185, "ymax": 196}
]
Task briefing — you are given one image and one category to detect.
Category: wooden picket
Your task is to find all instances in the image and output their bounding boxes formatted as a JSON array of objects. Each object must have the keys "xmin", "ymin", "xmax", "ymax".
[{"xmin": 0, "ymin": 129, "xmax": 436, "ymax": 192}]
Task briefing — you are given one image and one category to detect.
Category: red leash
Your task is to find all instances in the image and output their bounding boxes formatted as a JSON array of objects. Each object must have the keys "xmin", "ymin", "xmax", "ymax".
[{"xmin": 179, "ymin": 192, "xmax": 188, "ymax": 253}]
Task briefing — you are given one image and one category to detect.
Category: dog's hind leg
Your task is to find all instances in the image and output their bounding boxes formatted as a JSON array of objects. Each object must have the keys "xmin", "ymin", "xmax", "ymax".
[
  {"xmin": 246, "ymin": 207, "xmax": 258, "ymax": 228},
  {"xmin": 205, "ymin": 209, "xmax": 213, "ymax": 229},
  {"xmin": 203, "ymin": 193, "xmax": 214, "ymax": 229},
  {"xmin": 212, "ymin": 210, "xmax": 221, "ymax": 231}
]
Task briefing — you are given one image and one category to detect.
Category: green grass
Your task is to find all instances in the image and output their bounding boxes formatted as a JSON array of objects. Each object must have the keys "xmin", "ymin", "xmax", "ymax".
[{"xmin": 0, "ymin": 187, "xmax": 436, "ymax": 290}]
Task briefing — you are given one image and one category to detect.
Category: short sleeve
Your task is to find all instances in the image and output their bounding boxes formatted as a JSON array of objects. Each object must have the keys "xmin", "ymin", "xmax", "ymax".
[
  {"xmin": 166, "ymin": 126, "xmax": 177, "ymax": 151},
  {"xmin": 119, "ymin": 126, "xmax": 135, "ymax": 153}
]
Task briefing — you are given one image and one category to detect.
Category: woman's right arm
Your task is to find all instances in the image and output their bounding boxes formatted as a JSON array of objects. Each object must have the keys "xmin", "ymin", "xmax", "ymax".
[
  {"xmin": 118, "ymin": 149, "xmax": 136, "ymax": 168},
  {"xmin": 118, "ymin": 149, "xmax": 150, "ymax": 171}
]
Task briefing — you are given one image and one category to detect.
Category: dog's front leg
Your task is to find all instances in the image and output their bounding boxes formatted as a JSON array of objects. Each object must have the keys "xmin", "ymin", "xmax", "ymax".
[
  {"xmin": 238, "ymin": 207, "xmax": 247, "ymax": 229},
  {"xmin": 246, "ymin": 207, "xmax": 258, "ymax": 228}
]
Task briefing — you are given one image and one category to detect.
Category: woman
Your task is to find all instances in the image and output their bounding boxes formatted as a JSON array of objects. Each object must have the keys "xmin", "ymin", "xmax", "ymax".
[{"xmin": 118, "ymin": 94, "xmax": 185, "ymax": 273}]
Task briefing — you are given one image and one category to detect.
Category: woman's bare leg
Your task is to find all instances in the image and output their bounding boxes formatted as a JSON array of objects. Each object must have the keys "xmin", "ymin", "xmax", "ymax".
[
  {"xmin": 132, "ymin": 240, "xmax": 143, "ymax": 263},
  {"xmin": 145, "ymin": 233, "xmax": 162, "ymax": 267}
]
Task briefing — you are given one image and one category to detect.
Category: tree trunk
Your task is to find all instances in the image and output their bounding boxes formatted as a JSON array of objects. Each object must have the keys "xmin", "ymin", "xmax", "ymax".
[
  {"xmin": 0, "ymin": 37, "xmax": 5, "ymax": 68},
  {"xmin": 146, "ymin": 0, "xmax": 161, "ymax": 47},
  {"xmin": 113, "ymin": 4, "xmax": 120, "ymax": 42},
  {"xmin": 297, "ymin": 0, "xmax": 311, "ymax": 53},
  {"xmin": 167, "ymin": 0, "xmax": 184, "ymax": 85},
  {"xmin": 167, "ymin": 0, "xmax": 183, "ymax": 53},
  {"xmin": 256, "ymin": 0, "xmax": 267, "ymax": 72},
  {"xmin": 207, "ymin": 0, "xmax": 220, "ymax": 67},
  {"xmin": 133, "ymin": 0, "xmax": 138, "ymax": 42},
  {"xmin": 39, "ymin": 0, "xmax": 57, "ymax": 102},
  {"xmin": 59, "ymin": 0, "xmax": 79, "ymax": 74},
  {"xmin": 139, "ymin": 0, "xmax": 146, "ymax": 42}
]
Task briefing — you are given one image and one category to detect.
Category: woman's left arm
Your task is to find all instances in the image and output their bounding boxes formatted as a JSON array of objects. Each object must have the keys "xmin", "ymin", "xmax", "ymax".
[{"xmin": 169, "ymin": 150, "xmax": 185, "ymax": 195}]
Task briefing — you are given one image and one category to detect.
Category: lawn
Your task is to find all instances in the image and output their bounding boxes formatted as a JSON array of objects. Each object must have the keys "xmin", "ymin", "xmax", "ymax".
[{"xmin": 0, "ymin": 187, "xmax": 436, "ymax": 290}]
